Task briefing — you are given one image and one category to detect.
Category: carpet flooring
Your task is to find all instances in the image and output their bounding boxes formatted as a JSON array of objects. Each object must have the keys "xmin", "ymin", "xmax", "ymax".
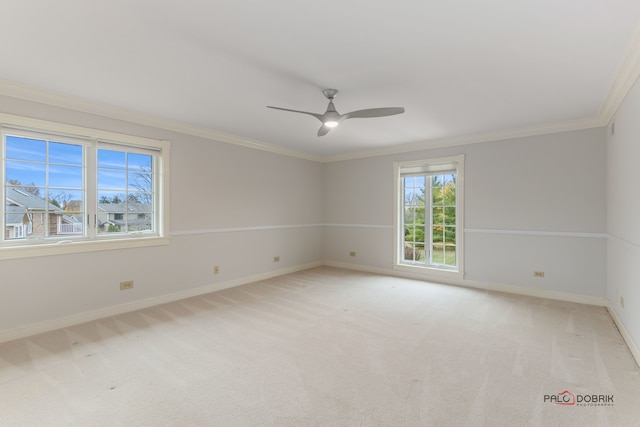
[{"xmin": 1, "ymin": 267, "xmax": 639, "ymax": 426}]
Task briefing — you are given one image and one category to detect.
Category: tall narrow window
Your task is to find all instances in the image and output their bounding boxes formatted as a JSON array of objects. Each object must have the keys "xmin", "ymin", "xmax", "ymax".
[{"xmin": 394, "ymin": 155, "xmax": 464, "ymax": 277}]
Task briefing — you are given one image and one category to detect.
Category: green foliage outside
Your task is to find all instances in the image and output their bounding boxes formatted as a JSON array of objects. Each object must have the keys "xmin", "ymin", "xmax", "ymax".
[{"xmin": 404, "ymin": 174, "xmax": 456, "ymax": 265}]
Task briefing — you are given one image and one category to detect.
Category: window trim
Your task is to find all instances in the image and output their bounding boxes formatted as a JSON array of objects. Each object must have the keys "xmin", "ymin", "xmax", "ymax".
[
  {"xmin": 0, "ymin": 113, "xmax": 170, "ymax": 260},
  {"xmin": 393, "ymin": 155, "xmax": 465, "ymax": 279}
]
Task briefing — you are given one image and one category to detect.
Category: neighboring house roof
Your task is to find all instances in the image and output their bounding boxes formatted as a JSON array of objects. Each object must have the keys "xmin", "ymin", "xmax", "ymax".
[
  {"xmin": 6, "ymin": 187, "xmax": 65, "ymax": 212},
  {"xmin": 6, "ymin": 205, "xmax": 26, "ymax": 225},
  {"xmin": 98, "ymin": 202, "xmax": 151, "ymax": 213}
]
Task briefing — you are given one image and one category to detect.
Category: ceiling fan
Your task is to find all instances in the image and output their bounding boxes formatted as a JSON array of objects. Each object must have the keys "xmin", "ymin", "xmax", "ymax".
[{"xmin": 267, "ymin": 89, "xmax": 405, "ymax": 136}]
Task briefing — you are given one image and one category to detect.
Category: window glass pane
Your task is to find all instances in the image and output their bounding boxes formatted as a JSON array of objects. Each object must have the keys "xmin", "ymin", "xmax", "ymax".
[
  {"xmin": 432, "ymin": 187, "xmax": 443, "ymax": 204},
  {"xmin": 98, "ymin": 149, "xmax": 126, "ymax": 169},
  {"xmin": 444, "ymin": 226, "xmax": 456, "ymax": 244},
  {"xmin": 128, "ymin": 172, "xmax": 152, "ymax": 193},
  {"xmin": 444, "ymin": 246, "xmax": 457, "ymax": 266},
  {"xmin": 51, "ymin": 189, "xmax": 84, "ymax": 236},
  {"xmin": 49, "ymin": 189, "xmax": 83, "ymax": 211},
  {"xmin": 404, "ymin": 207, "xmax": 415, "ymax": 224},
  {"xmin": 443, "ymin": 173, "xmax": 455, "ymax": 185},
  {"xmin": 6, "ymin": 161, "xmax": 46, "ymax": 187},
  {"xmin": 5, "ymin": 136, "xmax": 46, "ymax": 161},
  {"xmin": 49, "ymin": 142, "xmax": 82, "ymax": 165},
  {"xmin": 98, "ymin": 191, "xmax": 126, "ymax": 205},
  {"xmin": 127, "ymin": 192, "xmax": 152, "ymax": 205},
  {"xmin": 444, "ymin": 182, "xmax": 456, "ymax": 205},
  {"xmin": 128, "ymin": 153, "xmax": 152, "ymax": 171},
  {"xmin": 404, "ymin": 225, "xmax": 415, "ymax": 241},
  {"xmin": 432, "ymin": 225, "xmax": 443, "ymax": 243},
  {"xmin": 403, "ymin": 243, "xmax": 425, "ymax": 262},
  {"xmin": 432, "ymin": 243, "xmax": 445, "ymax": 264},
  {"xmin": 415, "ymin": 207, "xmax": 425, "ymax": 226},
  {"xmin": 431, "ymin": 175, "xmax": 443, "ymax": 187},
  {"xmin": 444, "ymin": 245, "xmax": 456, "ymax": 266},
  {"xmin": 98, "ymin": 169, "xmax": 126, "ymax": 191},
  {"xmin": 49, "ymin": 165, "xmax": 83, "ymax": 188},
  {"xmin": 444, "ymin": 207, "xmax": 456, "ymax": 225},
  {"xmin": 432, "ymin": 207, "xmax": 444, "ymax": 224},
  {"xmin": 404, "ymin": 188, "xmax": 416, "ymax": 204}
]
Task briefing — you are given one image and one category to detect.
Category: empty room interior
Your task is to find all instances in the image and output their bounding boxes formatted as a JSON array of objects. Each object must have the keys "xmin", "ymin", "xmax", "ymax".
[{"xmin": 2, "ymin": 1, "xmax": 640, "ymax": 426}]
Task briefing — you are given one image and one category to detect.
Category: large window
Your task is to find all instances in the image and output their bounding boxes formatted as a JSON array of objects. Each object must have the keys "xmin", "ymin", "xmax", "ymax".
[
  {"xmin": 394, "ymin": 155, "xmax": 464, "ymax": 278},
  {"xmin": 1, "ymin": 114, "xmax": 169, "ymax": 259}
]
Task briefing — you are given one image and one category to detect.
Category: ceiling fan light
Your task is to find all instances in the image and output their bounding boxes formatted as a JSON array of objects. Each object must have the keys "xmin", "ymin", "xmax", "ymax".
[{"xmin": 324, "ymin": 121, "xmax": 339, "ymax": 128}]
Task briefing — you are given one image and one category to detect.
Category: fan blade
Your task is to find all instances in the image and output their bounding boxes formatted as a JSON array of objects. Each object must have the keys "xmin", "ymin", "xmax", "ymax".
[
  {"xmin": 267, "ymin": 106, "xmax": 323, "ymax": 122},
  {"xmin": 317, "ymin": 125, "xmax": 331, "ymax": 137},
  {"xmin": 342, "ymin": 107, "xmax": 405, "ymax": 120}
]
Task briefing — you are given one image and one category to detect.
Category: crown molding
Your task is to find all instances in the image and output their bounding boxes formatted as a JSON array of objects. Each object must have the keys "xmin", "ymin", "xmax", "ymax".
[
  {"xmin": 321, "ymin": 116, "xmax": 604, "ymax": 162},
  {"xmin": 599, "ymin": 21, "xmax": 640, "ymax": 126},
  {"xmin": 0, "ymin": 80, "xmax": 322, "ymax": 162}
]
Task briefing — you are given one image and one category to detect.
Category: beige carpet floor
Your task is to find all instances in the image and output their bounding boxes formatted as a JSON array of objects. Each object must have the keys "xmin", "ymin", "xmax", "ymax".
[{"xmin": 1, "ymin": 267, "xmax": 639, "ymax": 426}]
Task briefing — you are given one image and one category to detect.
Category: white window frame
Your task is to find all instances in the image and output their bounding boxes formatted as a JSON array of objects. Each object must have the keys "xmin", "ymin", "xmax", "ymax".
[
  {"xmin": 0, "ymin": 113, "xmax": 170, "ymax": 260},
  {"xmin": 393, "ymin": 155, "xmax": 464, "ymax": 280}
]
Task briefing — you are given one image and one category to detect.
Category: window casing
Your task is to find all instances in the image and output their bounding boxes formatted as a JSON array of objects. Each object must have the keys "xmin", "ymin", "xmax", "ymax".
[
  {"xmin": 393, "ymin": 155, "xmax": 464, "ymax": 279},
  {"xmin": 1, "ymin": 114, "xmax": 170, "ymax": 259}
]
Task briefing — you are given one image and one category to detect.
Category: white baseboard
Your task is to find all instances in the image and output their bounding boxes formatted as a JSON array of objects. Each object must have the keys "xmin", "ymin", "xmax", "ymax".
[
  {"xmin": 0, "ymin": 261, "xmax": 323, "ymax": 343},
  {"xmin": 325, "ymin": 260, "xmax": 640, "ymax": 367},
  {"xmin": 605, "ymin": 303, "xmax": 640, "ymax": 368},
  {"xmin": 4, "ymin": 258, "xmax": 638, "ymax": 370},
  {"xmin": 324, "ymin": 260, "xmax": 608, "ymax": 306}
]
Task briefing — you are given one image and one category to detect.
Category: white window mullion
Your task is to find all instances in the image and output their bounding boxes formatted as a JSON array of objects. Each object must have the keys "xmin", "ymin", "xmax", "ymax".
[{"xmin": 85, "ymin": 142, "xmax": 97, "ymax": 239}]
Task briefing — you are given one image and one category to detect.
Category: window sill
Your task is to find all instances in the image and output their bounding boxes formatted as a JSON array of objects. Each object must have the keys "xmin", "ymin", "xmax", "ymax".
[
  {"xmin": 0, "ymin": 236, "xmax": 170, "ymax": 261},
  {"xmin": 393, "ymin": 263, "xmax": 464, "ymax": 281}
]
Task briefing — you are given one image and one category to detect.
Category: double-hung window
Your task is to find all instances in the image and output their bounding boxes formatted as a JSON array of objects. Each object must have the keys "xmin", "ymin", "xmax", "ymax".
[
  {"xmin": 393, "ymin": 155, "xmax": 464, "ymax": 278},
  {"xmin": 1, "ymin": 114, "xmax": 169, "ymax": 259}
]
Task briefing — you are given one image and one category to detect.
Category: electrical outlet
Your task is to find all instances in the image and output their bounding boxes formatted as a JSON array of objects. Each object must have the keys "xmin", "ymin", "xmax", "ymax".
[
  {"xmin": 349, "ymin": 251, "xmax": 356, "ymax": 257},
  {"xmin": 273, "ymin": 256, "xmax": 280, "ymax": 262},
  {"xmin": 120, "ymin": 280, "xmax": 134, "ymax": 290},
  {"xmin": 620, "ymin": 296, "xmax": 625, "ymax": 309},
  {"xmin": 214, "ymin": 266, "xmax": 219, "ymax": 275},
  {"xmin": 533, "ymin": 271, "xmax": 544, "ymax": 278}
]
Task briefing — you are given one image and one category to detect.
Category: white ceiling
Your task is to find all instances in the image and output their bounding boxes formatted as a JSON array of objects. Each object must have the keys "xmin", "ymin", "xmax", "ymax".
[{"xmin": 1, "ymin": 1, "xmax": 640, "ymax": 159}]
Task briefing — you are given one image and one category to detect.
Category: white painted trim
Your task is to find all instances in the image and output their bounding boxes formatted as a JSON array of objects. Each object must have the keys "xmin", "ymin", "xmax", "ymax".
[
  {"xmin": 4, "ymin": 258, "xmax": 636, "ymax": 370},
  {"xmin": 465, "ymin": 228, "xmax": 607, "ymax": 239},
  {"xmin": 171, "ymin": 223, "xmax": 323, "ymax": 236},
  {"xmin": 171, "ymin": 223, "xmax": 396, "ymax": 236},
  {"xmin": 0, "ymin": 237, "xmax": 170, "ymax": 261},
  {"xmin": 0, "ymin": 261, "xmax": 323, "ymax": 344},
  {"xmin": 606, "ymin": 303, "xmax": 640, "ymax": 368},
  {"xmin": 324, "ymin": 260, "xmax": 608, "ymax": 307},
  {"xmin": 599, "ymin": 21, "xmax": 640, "ymax": 126},
  {"xmin": 323, "ymin": 223, "xmax": 393, "ymax": 229}
]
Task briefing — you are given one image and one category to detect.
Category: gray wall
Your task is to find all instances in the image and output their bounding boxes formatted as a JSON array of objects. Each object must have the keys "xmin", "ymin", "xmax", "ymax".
[
  {"xmin": 324, "ymin": 128, "xmax": 607, "ymax": 297},
  {"xmin": 0, "ymin": 96, "xmax": 324, "ymax": 334},
  {"xmin": 606, "ymin": 76, "xmax": 640, "ymax": 353},
  {"xmin": 0, "ymin": 94, "xmax": 615, "ymax": 338}
]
